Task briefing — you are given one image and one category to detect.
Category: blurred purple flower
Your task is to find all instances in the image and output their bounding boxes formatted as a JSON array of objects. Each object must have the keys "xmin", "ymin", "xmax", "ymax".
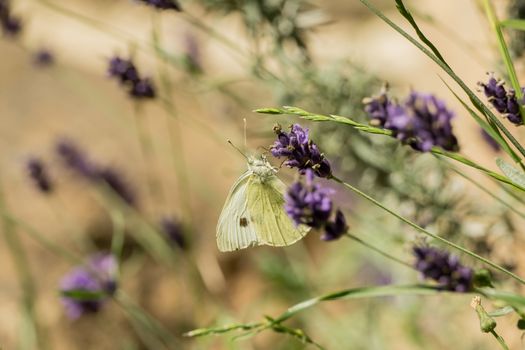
[
  {"xmin": 0, "ymin": 0, "xmax": 21, "ymax": 37},
  {"xmin": 364, "ymin": 89, "xmax": 459, "ymax": 152},
  {"xmin": 60, "ymin": 254, "xmax": 117, "ymax": 319},
  {"xmin": 107, "ymin": 56, "xmax": 155, "ymax": 100},
  {"xmin": 322, "ymin": 209, "xmax": 348, "ymax": 241},
  {"xmin": 33, "ymin": 49, "xmax": 54, "ymax": 67},
  {"xmin": 55, "ymin": 139, "xmax": 137, "ymax": 206},
  {"xmin": 97, "ymin": 167, "xmax": 136, "ymax": 206},
  {"xmin": 138, "ymin": 0, "xmax": 181, "ymax": 11},
  {"xmin": 413, "ymin": 245, "xmax": 473, "ymax": 292},
  {"xmin": 160, "ymin": 217, "xmax": 186, "ymax": 249},
  {"xmin": 479, "ymin": 75, "xmax": 524, "ymax": 126},
  {"xmin": 480, "ymin": 129, "xmax": 501, "ymax": 152},
  {"xmin": 271, "ymin": 124, "xmax": 332, "ymax": 178},
  {"xmin": 56, "ymin": 139, "xmax": 97, "ymax": 179},
  {"xmin": 26, "ymin": 157, "xmax": 53, "ymax": 193},
  {"xmin": 363, "ymin": 85, "xmax": 391, "ymax": 127},
  {"xmin": 108, "ymin": 57, "xmax": 139, "ymax": 84},
  {"xmin": 285, "ymin": 170, "xmax": 348, "ymax": 240},
  {"xmin": 130, "ymin": 78, "xmax": 155, "ymax": 99}
]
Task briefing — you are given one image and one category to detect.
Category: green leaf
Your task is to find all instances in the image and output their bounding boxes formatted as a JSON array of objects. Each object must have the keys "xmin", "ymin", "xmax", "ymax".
[
  {"xmin": 488, "ymin": 306, "xmax": 515, "ymax": 317},
  {"xmin": 394, "ymin": 0, "xmax": 449, "ymax": 66},
  {"xmin": 480, "ymin": 288, "xmax": 525, "ymax": 309},
  {"xmin": 501, "ymin": 19, "xmax": 525, "ymax": 31},
  {"xmin": 254, "ymin": 107, "xmax": 284, "ymax": 115},
  {"xmin": 60, "ymin": 289, "xmax": 108, "ymax": 301},
  {"xmin": 496, "ymin": 157, "xmax": 525, "ymax": 189}
]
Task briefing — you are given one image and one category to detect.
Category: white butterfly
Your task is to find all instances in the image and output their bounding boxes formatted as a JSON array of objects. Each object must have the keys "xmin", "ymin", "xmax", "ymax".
[{"xmin": 216, "ymin": 155, "xmax": 310, "ymax": 252}]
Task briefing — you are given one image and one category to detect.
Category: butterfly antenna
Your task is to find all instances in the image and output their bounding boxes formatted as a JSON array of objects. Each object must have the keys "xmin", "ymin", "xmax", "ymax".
[
  {"xmin": 243, "ymin": 118, "xmax": 247, "ymax": 152},
  {"xmin": 228, "ymin": 140, "xmax": 248, "ymax": 160}
]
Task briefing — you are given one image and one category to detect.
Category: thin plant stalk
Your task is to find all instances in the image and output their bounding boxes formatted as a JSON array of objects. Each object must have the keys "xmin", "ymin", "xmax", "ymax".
[
  {"xmin": 330, "ymin": 176, "xmax": 525, "ymax": 285},
  {"xmin": 132, "ymin": 103, "xmax": 167, "ymax": 215},
  {"xmin": 444, "ymin": 160, "xmax": 525, "ymax": 220},
  {"xmin": 344, "ymin": 232, "xmax": 413, "ymax": 269},
  {"xmin": 490, "ymin": 330, "xmax": 510, "ymax": 350},
  {"xmin": 150, "ymin": 15, "xmax": 193, "ymax": 222},
  {"xmin": 0, "ymin": 186, "xmax": 49, "ymax": 350}
]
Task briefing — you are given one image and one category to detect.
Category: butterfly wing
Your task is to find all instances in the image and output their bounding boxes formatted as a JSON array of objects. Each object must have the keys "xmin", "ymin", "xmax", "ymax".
[
  {"xmin": 247, "ymin": 175, "xmax": 310, "ymax": 246},
  {"xmin": 216, "ymin": 171, "xmax": 260, "ymax": 252}
]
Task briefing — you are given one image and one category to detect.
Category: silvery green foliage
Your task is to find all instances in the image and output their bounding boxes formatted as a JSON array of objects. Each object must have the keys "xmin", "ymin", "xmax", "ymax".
[
  {"xmin": 197, "ymin": 0, "xmax": 311, "ymax": 55},
  {"xmin": 508, "ymin": 0, "xmax": 525, "ymax": 56}
]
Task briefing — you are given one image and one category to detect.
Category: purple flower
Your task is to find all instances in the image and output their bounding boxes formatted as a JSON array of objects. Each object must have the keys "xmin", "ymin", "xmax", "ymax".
[
  {"xmin": 97, "ymin": 167, "xmax": 136, "ymax": 206},
  {"xmin": 271, "ymin": 124, "xmax": 332, "ymax": 178},
  {"xmin": 107, "ymin": 56, "xmax": 156, "ymax": 100},
  {"xmin": 0, "ymin": 0, "xmax": 21, "ymax": 37},
  {"xmin": 26, "ymin": 157, "xmax": 53, "ymax": 193},
  {"xmin": 364, "ymin": 89, "xmax": 459, "ymax": 152},
  {"xmin": 130, "ymin": 78, "xmax": 155, "ymax": 99},
  {"xmin": 285, "ymin": 171, "xmax": 333, "ymax": 228},
  {"xmin": 60, "ymin": 254, "xmax": 117, "ymax": 319},
  {"xmin": 33, "ymin": 49, "xmax": 54, "ymax": 67},
  {"xmin": 160, "ymin": 217, "xmax": 186, "ymax": 249},
  {"xmin": 56, "ymin": 139, "xmax": 137, "ymax": 206},
  {"xmin": 2, "ymin": 15, "xmax": 20, "ymax": 36},
  {"xmin": 137, "ymin": 0, "xmax": 181, "ymax": 11},
  {"xmin": 322, "ymin": 209, "xmax": 348, "ymax": 241},
  {"xmin": 56, "ymin": 139, "xmax": 97, "ymax": 179},
  {"xmin": 479, "ymin": 75, "xmax": 524, "ymax": 126},
  {"xmin": 285, "ymin": 170, "xmax": 348, "ymax": 240},
  {"xmin": 363, "ymin": 85, "xmax": 391, "ymax": 127},
  {"xmin": 108, "ymin": 57, "xmax": 139, "ymax": 84},
  {"xmin": 413, "ymin": 245, "xmax": 473, "ymax": 292}
]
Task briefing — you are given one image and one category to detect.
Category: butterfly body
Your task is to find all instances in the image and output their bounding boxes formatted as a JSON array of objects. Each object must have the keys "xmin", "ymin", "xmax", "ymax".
[{"xmin": 216, "ymin": 155, "xmax": 310, "ymax": 252}]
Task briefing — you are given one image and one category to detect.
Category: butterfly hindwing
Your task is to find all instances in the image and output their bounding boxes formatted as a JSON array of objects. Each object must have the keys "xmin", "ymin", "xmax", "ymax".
[
  {"xmin": 246, "ymin": 176, "xmax": 310, "ymax": 246},
  {"xmin": 216, "ymin": 171, "xmax": 260, "ymax": 252}
]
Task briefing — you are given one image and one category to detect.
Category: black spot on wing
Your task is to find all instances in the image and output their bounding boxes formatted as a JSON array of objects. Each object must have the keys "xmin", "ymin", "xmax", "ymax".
[{"xmin": 239, "ymin": 217, "xmax": 248, "ymax": 227}]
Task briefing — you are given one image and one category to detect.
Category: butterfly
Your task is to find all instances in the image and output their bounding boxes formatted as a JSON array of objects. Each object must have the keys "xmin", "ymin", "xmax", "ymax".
[{"xmin": 216, "ymin": 154, "xmax": 310, "ymax": 252}]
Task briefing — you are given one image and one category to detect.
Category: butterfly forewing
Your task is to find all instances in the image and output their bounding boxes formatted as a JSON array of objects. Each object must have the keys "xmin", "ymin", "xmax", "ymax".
[
  {"xmin": 246, "ymin": 176, "xmax": 310, "ymax": 246},
  {"xmin": 216, "ymin": 171, "xmax": 260, "ymax": 252}
]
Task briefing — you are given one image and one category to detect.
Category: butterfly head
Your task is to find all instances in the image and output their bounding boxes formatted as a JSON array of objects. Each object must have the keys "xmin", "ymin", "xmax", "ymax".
[{"xmin": 248, "ymin": 155, "xmax": 277, "ymax": 182}]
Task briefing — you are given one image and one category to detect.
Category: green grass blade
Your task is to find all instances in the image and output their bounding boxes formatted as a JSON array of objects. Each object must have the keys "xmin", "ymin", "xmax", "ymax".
[
  {"xmin": 441, "ymin": 78, "xmax": 519, "ymax": 161},
  {"xmin": 358, "ymin": 0, "xmax": 525, "ymax": 160},
  {"xmin": 500, "ymin": 19, "xmax": 525, "ymax": 31},
  {"xmin": 394, "ymin": 0, "xmax": 449, "ymax": 66},
  {"xmin": 482, "ymin": 0, "xmax": 524, "ymax": 103}
]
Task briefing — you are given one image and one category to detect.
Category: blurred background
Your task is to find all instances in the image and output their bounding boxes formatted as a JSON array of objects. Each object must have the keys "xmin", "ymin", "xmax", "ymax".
[{"xmin": 1, "ymin": 0, "xmax": 525, "ymax": 349}]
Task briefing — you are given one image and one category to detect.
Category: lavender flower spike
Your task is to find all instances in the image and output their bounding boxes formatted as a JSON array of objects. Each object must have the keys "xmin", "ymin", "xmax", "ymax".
[
  {"xmin": 479, "ymin": 74, "xmax": 524, "ymax": 126},
  {"xmin": 0, "ymin": 0, "xmax": 22, "ymax": 37},
  {"xmin": 413, "ymin": 245, "xmax": 473, "ymax": 292},
  {"xmin": 285, "ymin": 170, "xmax": 333, "ymax": 228},
  {"xmin": 138, "ymin": 0, "xmax": 182, "ymax": 11},
  {"xmin": 364, "ymin": 88, "xmax": 459, "ymax": 152},
  {"xmin": 107, "ymin": 56, "xmax": 156, "ymax": 100},
  {"xmin": 271, "ymin": 124, "xmax": 331, "ymax": 178},
  {"xmin": 26, "ymin": 157, "xmax": 53, "ymax": 193},
  {"xmin": 322, "ymin": 209, "xmax": 348, "ymax": 241},
  {"xmin": 60, "ymin": 254, "xmax": 117, "ymax": 319},
  {"xmin": 160, "ymin": 217, "xmax": 186, "ymax": 249},
  {"xmin": 285, "ymin": 170, "xmax": 348, "ymax": 241}
]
